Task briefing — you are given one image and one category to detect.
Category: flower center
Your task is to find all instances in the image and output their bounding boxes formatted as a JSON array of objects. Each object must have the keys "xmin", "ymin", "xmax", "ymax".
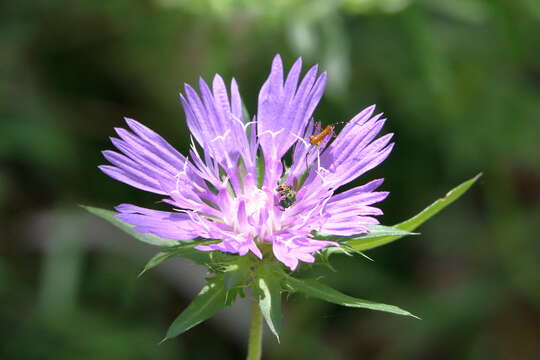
[{"xmin": 244, "ymin": 188, "xmax": 268, "ymax": 217}]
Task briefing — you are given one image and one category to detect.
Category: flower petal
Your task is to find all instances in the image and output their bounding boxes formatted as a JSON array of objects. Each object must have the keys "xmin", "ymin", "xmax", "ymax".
[
  {"xmin": 257, "ymin": 55, "xmax": 327, "ymax": 159},
  {"xmin": 319, "ymin": 179, "xmax": 388, "ymax": 235},
  {"xmin": 195, "ymin": 236, "xmax": 262, "ymax": 259},
  {"xmin": 320, "ymin": 106, "xmax": 394, "ymax": 188},
  {"xmin": 102, "ymin": 119, "xmax": 224, "ymax": 215},
  {"xmin": 271, "ymin": 235, "xmax": 336, "ymax": 270},
  {"xmin": 115, "ymin": 204, "xmax": 201, "ymax": 240},
  {"xmin": 180, "ymin": 76, "xmax": 252, "ymax": 168},
  {"xmin": 100, "ymin": 118, "xmax": 191, "ymax": 194}
]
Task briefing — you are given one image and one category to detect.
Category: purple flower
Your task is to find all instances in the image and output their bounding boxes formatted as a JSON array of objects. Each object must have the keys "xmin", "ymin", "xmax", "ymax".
[{"xmin": 100, "ymin": 55, "xmax": 393, "ymax": 270}]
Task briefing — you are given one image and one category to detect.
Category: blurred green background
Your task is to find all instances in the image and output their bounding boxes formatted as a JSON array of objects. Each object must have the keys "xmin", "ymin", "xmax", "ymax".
[{"xmin": 1, "ymin": 0, "xmax": 539, "ymax": 359}]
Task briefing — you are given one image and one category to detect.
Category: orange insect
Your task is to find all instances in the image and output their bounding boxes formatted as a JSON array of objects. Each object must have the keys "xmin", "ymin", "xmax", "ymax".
[
  {"xmin": 309, "ymin": 125, "xmax": 335, "ymax": 146},
  {"xmin": 302, "ymin": 123, "xmax": 340, "ymax": 172}
]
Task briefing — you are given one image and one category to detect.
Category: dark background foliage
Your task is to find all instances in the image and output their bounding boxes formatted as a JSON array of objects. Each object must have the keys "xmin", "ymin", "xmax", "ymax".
[{"xmin": 1, "ymin": 0, "xmax": 539, "ymax": 359}]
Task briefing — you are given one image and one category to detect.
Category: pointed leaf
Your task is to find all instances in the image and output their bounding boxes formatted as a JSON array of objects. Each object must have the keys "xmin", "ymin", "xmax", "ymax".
[
  {"xmin": 284, "ymin": 274, "xmax": 418, "ymax": 318},
  {"xmin": 82, "ymin": 206, "xmax": 178, "ymax": 248},
  {"xmin": 162, "ymin": 277, "xmax": 228, "ymax": 341},
  {"xmin": 255, "ymin": 268, "xmax": 283, "ymax": 341},
  {"xmin": 139, "ymin": 252, "xmax": 176, "ymax": 277},
  {"xmin": 313, "ymin": 224, "xmax": 414, "ymax": 242},
  {"xmin": 347, "ymin": 173, "xmax": 481, "ymax": 251},
  {"xmin": 390, "ymin": 173, "xmax": 482, "ymax": 232},
  {"xmin": 321, "ymin": 245, "xmax": 374, "ymax": 261}
]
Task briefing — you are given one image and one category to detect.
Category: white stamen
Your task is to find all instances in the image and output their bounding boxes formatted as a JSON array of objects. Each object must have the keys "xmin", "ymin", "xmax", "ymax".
[
  {"xmin": 231, "ymin": 114, "xmax": 256, "ymax": 132},
  {"xmin": 210, "ymin": 129, "xmax": 231, "ymax": 143},
  {"xmin": 258, "ymin": 128, "xmax": 284, "ymax": 139},
  {"xmin": 289, "ymin": 132, "xmax": 310, "ymax": 149}
]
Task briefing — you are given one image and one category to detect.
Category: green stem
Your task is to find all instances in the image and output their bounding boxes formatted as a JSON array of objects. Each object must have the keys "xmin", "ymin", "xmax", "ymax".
[{"xmin": 246, "ymin": 299, "xmax": 263, "ymax": 360}]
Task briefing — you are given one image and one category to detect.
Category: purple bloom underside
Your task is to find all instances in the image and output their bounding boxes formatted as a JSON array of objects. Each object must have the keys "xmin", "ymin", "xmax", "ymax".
[{"xmin": 100, "ymin": 55, "xmax": 393, "ymax": 270}]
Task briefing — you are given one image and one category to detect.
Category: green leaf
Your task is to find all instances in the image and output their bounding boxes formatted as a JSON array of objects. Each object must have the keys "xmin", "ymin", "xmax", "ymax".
[
  {"xmin": 314, "ymin": 224, "xmax": 414, "ymax": 242},
  {"xmin": 347, "ymin": 173, "xmax": 481, "ymax": 251},
  {"xmin": 81, "ymin": 206, "xmax": 178, "ymax": 248},
  {"xmin": 343, "ymin": 227, "xmax": 417, "ymax": 252},
  {"xmin": 162, "ymin": 277, "xmax": 228, "ymax": 342},
  {"xmin": 223, "ymin": 269, "xmax": 242, "ymax": 290},
  {"xmin": 392, "ymin": 173, "xmax": 482, "ymax": 231},
  {"xmin": 284, "ymin": 274, "xmax": 418, "ymax": 319},
  {"xmin": 139, "ymin": 252, "xmax": 176, "ymax": 277},
  {"xmin": 255, "ymin": 268, "xmax": 283, "ymax": 341},
  {"xmin": 320, "ymin": 245, "xmax": 374, "ymax": 262},
  {"xmin": 138, "ymin": 243, "xmax": 215, "ymax": 277}
]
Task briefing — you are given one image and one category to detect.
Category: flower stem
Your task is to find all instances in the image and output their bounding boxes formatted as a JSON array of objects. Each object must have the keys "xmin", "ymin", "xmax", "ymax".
[{"xmin": 246, "ymin": 299, "xmax": 263, "ymax": 360}]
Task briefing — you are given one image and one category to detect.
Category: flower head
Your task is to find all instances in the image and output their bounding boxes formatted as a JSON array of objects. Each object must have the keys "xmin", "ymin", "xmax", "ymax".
[{"xmin": 100, "ymin": 55, "xmax": 393, "ymax": 270}]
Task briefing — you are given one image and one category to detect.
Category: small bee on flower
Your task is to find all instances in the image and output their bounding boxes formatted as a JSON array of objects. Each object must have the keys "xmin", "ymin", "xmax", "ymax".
[{"xmin": 276, "ymin": 184, "xmax": 297, "ymax": 209}]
